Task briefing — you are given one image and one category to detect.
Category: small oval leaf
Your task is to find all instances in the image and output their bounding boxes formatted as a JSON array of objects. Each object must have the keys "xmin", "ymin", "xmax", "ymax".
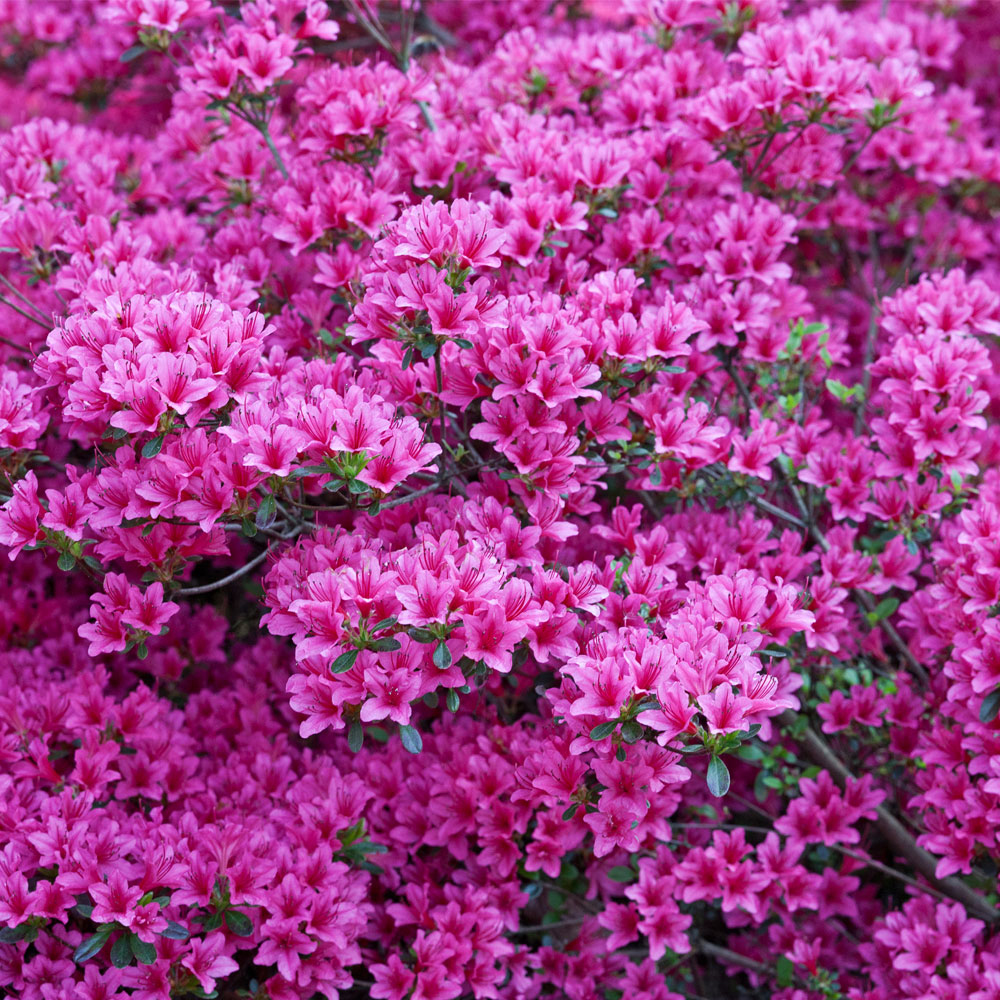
[
  {"xmin": 224, "ymin": 909, "xmax": 254, "ymax": 937},
  {"xmin": 706, "ymin": 755, "xmax": 731, "ymax": 798},
  {"xmin": 331, "ymin": 649, "xmax": 359, "ymax": 674},
  {"xmin": 981, "ymin": 688, "xmax": 1000, "ymax": 724},
  {"xmin": 110, "ymin": 934, "xmax": 133, "ymax": 968},
  {"xmin": 399, "ymin": 724, "xmax": 422, "ymax": 754},
  {"xmin": 607, "ymin": 866, "xmax": 635, "ymax": 883},
  {"xmin": 130, "ymin": 935, "xmax": 157, "ymax": 965}
]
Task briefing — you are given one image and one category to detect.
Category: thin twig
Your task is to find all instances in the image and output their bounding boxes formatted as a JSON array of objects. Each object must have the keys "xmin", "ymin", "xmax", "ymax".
[
  {"xmin": 176, "ymin": 524, "xmax": 305, "ymax": 596},
  {"xmin": 253, "ymin": 119, "xmax": 289, "ymax": 180},
  {"xmin": 671, "ymin": 821, "xmax": 954, "ymax": 905},
  {"xmin": 0, "ymin": 294, "xmax": 50, "ymax": 330},
  {"xmin": 0, "ymin": 274, "xmax": 52, "ymax": 323},
  {"xmin": 698, "ymin": 939, "xmax": 805, "ymax": 986},
  {"xmin": 789, "ymin": 716, "xmax": 998, "ymax": 924},
  {"xmin": 511, "ymin": 918, "xmax": 592, "ymax": 935},
  {"xmin": 176, "ymin": 547, "xmax": 273, "ymax": 596},
  {"xmin": 724, "ymin": 359, "xmax": 932, "ymax": 688},
  {"xmin": 0, "ymin": 332, "xmax": 32, "ymax": 354}
]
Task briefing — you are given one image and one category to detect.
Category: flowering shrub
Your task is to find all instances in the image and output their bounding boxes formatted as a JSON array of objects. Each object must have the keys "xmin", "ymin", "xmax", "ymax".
[{"xmin": 3, "ymin": 0, "xmax": 1000, "ymax": 998}]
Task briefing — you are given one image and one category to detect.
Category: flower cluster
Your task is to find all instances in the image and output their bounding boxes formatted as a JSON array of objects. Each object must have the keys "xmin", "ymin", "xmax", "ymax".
[{"xmin": 3, "ymin": 1, "xmax": 1000, "ymax": 999}]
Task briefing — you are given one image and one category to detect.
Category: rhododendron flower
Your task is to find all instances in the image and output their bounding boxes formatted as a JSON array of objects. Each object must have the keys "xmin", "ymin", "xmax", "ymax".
[
  {"xmin": 182, "ymin": 932, "xmax": 239, "ymax": 993},
  {"xmin": 89, "ymin": 872, "xmax": 143, "ymax": 927},
  {"xmin": 3, "ymin": 3, "xmax": 1000, "ymax": 1000}
]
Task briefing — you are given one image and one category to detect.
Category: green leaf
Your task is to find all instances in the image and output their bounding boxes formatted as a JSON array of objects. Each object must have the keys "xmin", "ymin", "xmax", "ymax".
[
  {"xmin": 825, "ymin": 378, "xmax": 861, "ymax": 403},
  {"xmin": 399, "ymin": 724, "xmax": 422, "ymax": 754},
  {"xmin": 348, "ymin": 478, "xmax": 368, "ymax": 495},
  {"xmin": 354, "ymin": 840, "xmax": 388, "ymax": 855},
  {"xmin": 453, "ymin": 338, "xmax": 473, "ymax": 349},
  {"xmin": 754, "ymin": 770, "xmax": 771, "ymax": 803},
  {"xmin": 607, "ymin": 866, "xmax": 635, "ymax": 883},
  {"xmin": 331, "ymin": 649, "xmax": 359, "ymax": 674},
  {"xmin": 620, "ymin": 720, "xmax": 643, "ymax": 744},
  {"xmin": 371, "ymin": 616, "xmax": 397, "ymax": 632},
  {"xmin": 706, "ymin": 755, "xmax": 730, "ymax": 798},
  {"xmin": 776, "ymin": 955, "xmax": 795, "ymax": 988},
  {"xmin": 74, "ymin": 928, "xmax": 112, "ymax": 962},
  {"xmin": 110, "ymin": 934, "xmax": 134, "ymax": 968},
  {"xmin": 562, "ymin": 803, "xmax": 579, "ymax": 820},
  {"xmin": 57, "ymin": 552, "xmax": 76, "ymax": 572},
  {"xmin": 419, "ymin": 341, "xmax": 439, "ymax": 359},
  {"xmin": 737, "ymin": 742, "xmax": 765, "ymax": 762},
  {"xmin": 432, "ymin": 642, "xmax": 452, "ymax": 669},
  {"xmin": 141, "ymin": 435, "xmax": 164, "ymax": 459},
  {"xmin": 224, "ymin": 909, "xmax": 254, "ymax": 937},
  {"xmin": 255, "ymin": 493, "xmax": 276, "ymax": 529},
  {"xmin": 401, "ymin": 347, "xmax": 413, "ymax": 369},
  {"xmin": 369, "ymin": 637, "xmax": 401, "ymax": 652},
  {"xmin": 290, "ymin": 464, "xmax": 329, "ymax": 478},
  {"xmin": 872, "ymin": 597, "xmax": 899, "ymax": 621},
  {"xmin": 120, "ymin": 44, "xmax": 147, "ymax": 62},
  {"xmin": 0, "ymin": 926, "xmax": 27, "ymax": 944},
  {"xmin": 160, "ymin": 921, "xmax": 189, "ymax": 940},
  {"xmin": 348, "ymin": 722, "xmax": 364, "ymax": 753},
  {"xmin": 981, "ymin": 688, "xmax": 1000, "ymax": 724},
  {"xmin": 130, "ymin": 935, "xmax": 157, "ymax": 965},
  {"xmin": 407, "ymin": 628, "xmax": 436, "ymax": 643},
  {"xmin": 590, "ymin": 721, "xmax": 617, "ymax": 741},
  {"xmin": 446, "ymin": 689, "xmax": 460, "ymax": 712}
]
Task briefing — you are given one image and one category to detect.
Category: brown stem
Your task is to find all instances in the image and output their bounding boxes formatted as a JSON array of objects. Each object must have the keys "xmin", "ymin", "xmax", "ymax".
[
  {"xmin": 789, "ymin": 715, "xmax": 997, "ymax": 924},
  {"xmin": 724, "ymin": 360, "xmax": 931, "ymax": 688},
  {"xmin": 0, "ymin": 294, "xmax": 49, "ymax": 330},
  {"xmin": 0, "ymin": 274, "xmax": 52, "ymax": 323},
  {"xmin": 699, "ymin": 940, "xmax": 806, "ymax": 987}
]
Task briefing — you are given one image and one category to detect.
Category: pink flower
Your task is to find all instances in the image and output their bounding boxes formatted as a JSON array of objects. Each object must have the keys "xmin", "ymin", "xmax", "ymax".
[
  {"xmin": 370, "ymin": 955, "xmax": 416, "ymax": 1000},
  {"xmin": 121, "ymin": 582, "xmax": 180, "ymax": 634},
  {"xmin": 253, "ymin": 921, "xmax": 316, "ymax": 982},
  {"xmin": 182, "ymin": 932, "xmax": 239, "ymax": 994},
  {"xmin": 89, "ymin": 872, "xmax": 143, "ymax": 927},
  {"xmin": 462, "ymin": 605, "xmax": 526, "ymax": 673},
  {"xmin": 0, "ymin": 471, "xmax": 45, "ymax": 558},
  {"xmin": 360, "ymin": 665, "xmax": 421, "ymax": 725}
]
